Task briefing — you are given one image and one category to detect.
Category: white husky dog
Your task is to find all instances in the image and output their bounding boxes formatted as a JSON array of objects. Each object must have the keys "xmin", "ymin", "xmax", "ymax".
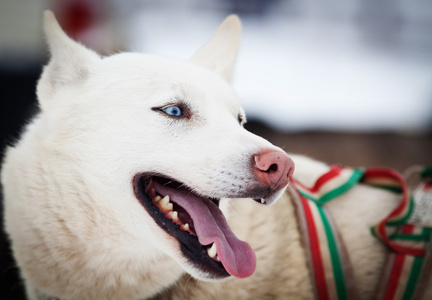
[{"xmin": 2, "ymin": 11, "xmax": 430, "ymax": 300}]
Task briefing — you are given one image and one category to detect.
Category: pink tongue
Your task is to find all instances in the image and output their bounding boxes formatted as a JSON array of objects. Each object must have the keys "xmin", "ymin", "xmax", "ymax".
[{"xmin": 153, "ymin": 180, "xmax": 256, "ymax": 278}]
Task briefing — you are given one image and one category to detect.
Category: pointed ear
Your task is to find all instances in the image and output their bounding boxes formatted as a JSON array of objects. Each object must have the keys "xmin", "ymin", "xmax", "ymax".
[
  {"xmin": 190, "ymin": 15, "xmax": 242, "ymax": 82},
  {"xmin": 37, "ymin": 10, "xmax": 100, "ymax": 102}
]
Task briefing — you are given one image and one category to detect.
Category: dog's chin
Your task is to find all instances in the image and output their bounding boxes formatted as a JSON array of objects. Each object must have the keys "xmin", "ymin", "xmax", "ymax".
[{"xmin": 132, "ymin": 173, "xmax": 281, "ymax": 280}]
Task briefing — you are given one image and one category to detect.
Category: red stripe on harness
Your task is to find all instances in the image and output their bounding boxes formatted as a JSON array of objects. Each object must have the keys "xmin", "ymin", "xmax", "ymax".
[
  {"xmin": 384, "ymin": 254, "xmax": 406, "ymax": 300},
  {"xmin": 384, "ymin": 225, "xmax": 416, "ymax": 300},
  {"xmin": 300, "ymin": 193, "xmax": 330, "ymax": 300},
  {"xmin": 366, "ymin": 169, "xmax": 425, "ymax": 256},
  {"xmin": 292, "ymin": 165, "xmax": 432, "ymax": 300},
  {"xmin": 295, "ymin": 165, "xmax": 342, "ymax": 193}
]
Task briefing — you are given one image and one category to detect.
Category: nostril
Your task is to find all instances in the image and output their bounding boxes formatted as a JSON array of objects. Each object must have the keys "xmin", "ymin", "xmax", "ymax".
[
  {"xmin": 254, "ymin": 150, "xmax": 294, "ymax": 190},
  {"xmin": 267, "ymin": 163, "xmax": 278, "ymax": 173}
]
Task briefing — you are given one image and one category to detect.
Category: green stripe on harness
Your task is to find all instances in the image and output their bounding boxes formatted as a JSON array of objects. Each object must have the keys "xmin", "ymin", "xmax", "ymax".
[
  {"xmin": 297, "ymin": 168, "xmax": 365, "ymax": 205},
  {"xmin": 292, "ymin": 165, "xmax": 432, "ymax": 300},
  {"xmin": 402, "ymin": 228, "xmax": 431, "ymax": 300},
  {"xmin": 292, "ymin": 165, "xmax": 363, "ymax": 300},
  {"xmin": 317, "ymin": 204, "xmax": 348, "ymax": 300}
]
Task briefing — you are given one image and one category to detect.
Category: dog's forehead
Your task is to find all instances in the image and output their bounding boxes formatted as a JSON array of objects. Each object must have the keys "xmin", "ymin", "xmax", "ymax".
[{"xmin": 97, "ymin": 53, "xmax": 241, "ymax": 112}]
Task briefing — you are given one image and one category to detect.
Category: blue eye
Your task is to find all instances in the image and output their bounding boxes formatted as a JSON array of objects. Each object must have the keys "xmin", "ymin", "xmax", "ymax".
[{"xmin": 162, "ymin": 105, "xmax": 183, "ymax": 117}]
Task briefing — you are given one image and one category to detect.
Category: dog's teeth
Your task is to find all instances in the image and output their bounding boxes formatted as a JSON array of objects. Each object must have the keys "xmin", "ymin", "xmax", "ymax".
[
  {"xmin": 154, "ymin": 195, "xmax": 162, "ymax": 202},
  {"xmin": 161, "ymin": 203, "xmax": 173, "ymax": 211},
  {"xmin": 160, "ymin": 199, "xmax": 174, "ymax": 212},
  {"xmin": 181, "ymin": 223, "xmax": 190, "ymax": 231},
  {"xmin": 157, "ymin": 195, "xmax": 173, "ymax": 211},
  {"xmin": 168, "ymin": 211, "xmax": 179, "ymax": 221},
  {"xmin": 207, "ymin": 242, "xmax": 217, "ymax": 258},
  {"xmin": 180, "ymin": 223, "xmax": 195, "ymax": 236},
  {"xmin": 159, "ymin": 195, "xmax": 171, "ymax": 208},
  {"xmin": 260, "ymin": 198, "xmax": 265, "ymax": 204}
]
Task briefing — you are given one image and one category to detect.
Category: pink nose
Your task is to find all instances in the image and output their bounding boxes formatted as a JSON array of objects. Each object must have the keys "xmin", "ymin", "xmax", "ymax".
[{"xmin": 254, "ymin": 150, "xmax": 294, "ymax": 190}]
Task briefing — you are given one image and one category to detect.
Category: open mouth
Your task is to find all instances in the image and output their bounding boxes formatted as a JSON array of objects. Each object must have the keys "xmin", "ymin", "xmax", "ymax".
[{"xmin": 132, "ymin": 174, "xmax": 256, "ymax": 279}]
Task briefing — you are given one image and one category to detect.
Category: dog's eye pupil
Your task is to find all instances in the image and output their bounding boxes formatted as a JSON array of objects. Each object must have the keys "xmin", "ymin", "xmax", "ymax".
[{"xmin": 163, "ymin": 106, "xmax": 183, "ymax": 117}]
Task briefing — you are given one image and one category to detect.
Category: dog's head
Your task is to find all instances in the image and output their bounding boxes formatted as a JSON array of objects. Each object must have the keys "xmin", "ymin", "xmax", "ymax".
[{"xmin": 35, "ymin": 11, "xmax": 294, "ymax": 287}]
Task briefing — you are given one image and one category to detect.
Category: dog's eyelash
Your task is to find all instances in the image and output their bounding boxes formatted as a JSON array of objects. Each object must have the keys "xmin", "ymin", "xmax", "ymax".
[{"xmin": 152, "ymin": 102, "xmax": 192, "ymax": 119}]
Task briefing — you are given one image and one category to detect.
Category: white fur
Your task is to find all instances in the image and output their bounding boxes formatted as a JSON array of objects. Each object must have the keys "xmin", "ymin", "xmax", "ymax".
[
  {"xmin": 3, "ymin": 11, "xmax": 431, "ymax": 300},
  {"xmin": 2, "ymin": 11, "xmax": 286, "ymax": 300}
]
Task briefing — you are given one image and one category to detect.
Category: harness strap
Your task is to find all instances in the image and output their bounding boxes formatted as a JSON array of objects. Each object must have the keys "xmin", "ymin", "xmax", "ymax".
[
  {"xmin": 290, "ymin": 185, "xmax": 357, "ymax": 300},
  {"xmin": 290, "ymin": 165, "xmax": 432, "ymax": 300},
  {"xmin": 290, "ymin": 165, "xmax": 362, "ymax": 300},
  {"xmin": 375, "ymin": 226, "xmax": 432, "ymax": 300},
  {"xmin": 373, "ymin": 168, "xmax": 432, "ymax": 300}
]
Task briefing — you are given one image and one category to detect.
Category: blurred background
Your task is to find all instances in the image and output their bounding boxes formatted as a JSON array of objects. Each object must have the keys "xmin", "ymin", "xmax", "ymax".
[{"xmin": 1, "ymin": 0, "xmax": 431, "ymax": 299}]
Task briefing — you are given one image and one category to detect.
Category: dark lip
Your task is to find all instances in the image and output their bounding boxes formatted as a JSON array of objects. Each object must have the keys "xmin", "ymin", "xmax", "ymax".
[{"xmin": 132, "ymin": 173, "xmax": 230, "ymax": 279}]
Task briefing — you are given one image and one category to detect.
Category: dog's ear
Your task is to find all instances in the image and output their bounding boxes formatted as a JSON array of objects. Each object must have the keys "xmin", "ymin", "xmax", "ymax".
[
  {"xmin": 37, "ymin": 10, "xmax": 100, "ymax": 105},
  {"xmin": 190, "ymin": 15, "xmax": 241, "ymax": 82}
]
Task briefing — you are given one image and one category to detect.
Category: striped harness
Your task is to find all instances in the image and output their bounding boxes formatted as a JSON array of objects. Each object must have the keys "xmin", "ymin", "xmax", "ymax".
[{"xmin": 289, "ymin": 165, "xmax": 432, "ymax": 300}]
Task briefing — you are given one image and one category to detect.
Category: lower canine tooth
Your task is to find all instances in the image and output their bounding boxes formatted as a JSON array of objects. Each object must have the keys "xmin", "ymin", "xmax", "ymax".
[{"xmin": 207, "ymin": 243, "xmax": 217, "ymax": 258}]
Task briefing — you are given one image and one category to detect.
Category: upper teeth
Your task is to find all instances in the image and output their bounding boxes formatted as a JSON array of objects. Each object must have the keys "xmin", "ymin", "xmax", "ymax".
[
  {"xmin": 168, "ymin": 211, "xmax": 179, "ymax": 220},
  {"xmin": 151, "ymin": 191, "xmax": 219, "ymax": 260},
  {"xmin": 180, "ymin": 223, "xmax": 190, "ymax": 231},
  {"xmin": 160, "ymin": 196, "xmax": 173, "ymax": 210},
  {"xmin": 152, "ymin": 193, "xmax": 193, "ymax": 235}
]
